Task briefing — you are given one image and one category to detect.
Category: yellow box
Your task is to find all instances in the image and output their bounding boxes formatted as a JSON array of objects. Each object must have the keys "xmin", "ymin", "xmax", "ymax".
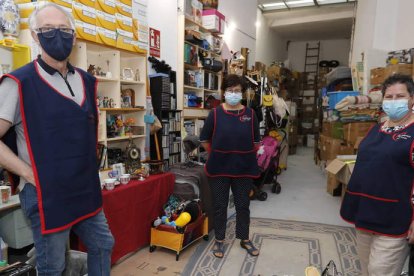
[
  {"xmin": 96, "ymin": 10, "xmax": 116, "ymax": 30},
  {"xmin": 75, "ymin": 20, "xmax": 96, "ymax": 42},
  {"xmin": 14, "ymin": 0, "xmax": 31, "ymax": 3},
  {"xmin": 115, "ymin": 13, "xmax": 133, "ymax": 32},
  {"xmin": 73, "ymin": 2, "xmax": 96, "ymax": 25},
  {"xmin": 115, "ymin": 1, "xmax": 132, "ymax": 17},
  {"xmin": 95, "ymin": 0, "xmax": 116, "ymax": 15},
  {"xmin": 116, "ymin": 29, "xmax": 134, "ymax": 52},
  {"xmin": 119, "ymin": 0, "xmax": 131, "ymax": 6},
  {"xmin": 74, "ymin": 0, "xmax": 96, "ymax": 7},
  {"xmin": 96, "ymin": 27, "xmax": 116, "ymax": 46},
  {"xmin": 49, "ymin": 0, "xmax": 73, "ymax": 8}
]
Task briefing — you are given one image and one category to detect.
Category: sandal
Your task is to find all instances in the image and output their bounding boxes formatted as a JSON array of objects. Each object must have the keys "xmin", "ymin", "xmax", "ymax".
[
  {"xmin": 240, "ymin": 240, "xmax": 259, "ymax": 256},
  {"xmin": 212, "ymin": 240, "xmax": 225, "ymax": 258}
]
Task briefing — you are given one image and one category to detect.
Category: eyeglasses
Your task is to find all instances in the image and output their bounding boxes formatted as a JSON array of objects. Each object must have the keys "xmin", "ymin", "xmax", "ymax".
[{"xmin": 36, "ymin": 27, "xmax": 74, "ymax": 38}]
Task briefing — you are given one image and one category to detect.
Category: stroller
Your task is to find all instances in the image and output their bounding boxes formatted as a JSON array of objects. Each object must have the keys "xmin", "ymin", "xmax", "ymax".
[{"xmin": 250, "ymin": 130, "xmax": 286, "ymax": 201}]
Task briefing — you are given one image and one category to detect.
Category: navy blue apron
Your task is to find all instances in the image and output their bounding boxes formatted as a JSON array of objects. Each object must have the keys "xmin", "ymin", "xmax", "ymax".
[
  {"xmin": 205, "ymin": 105, "xmax": 260, "ymax": 178},
  {"xmin": 1, "ymin": 61, "xmax": 102, "ymax": 234},
  {"xmin": 340, "ymin": 123, "xmax": 414, "ymax": 236}
]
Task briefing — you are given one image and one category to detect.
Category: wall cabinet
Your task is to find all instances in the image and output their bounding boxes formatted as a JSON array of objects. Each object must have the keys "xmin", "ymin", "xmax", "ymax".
[{"xmin": 70, "ymin": 41, "xmax": 148, "ymax": 168}]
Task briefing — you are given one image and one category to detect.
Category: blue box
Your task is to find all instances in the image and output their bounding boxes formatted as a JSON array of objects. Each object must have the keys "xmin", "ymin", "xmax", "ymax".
[{"xmin": 327, "ymin": 91, "xmax": 360, "ymax": 110}]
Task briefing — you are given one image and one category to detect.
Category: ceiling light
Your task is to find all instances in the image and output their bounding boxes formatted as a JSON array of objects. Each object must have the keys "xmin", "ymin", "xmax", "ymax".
[
  {"xmin": 285, "ymin": 0, "xmax": 314, "ymax": 4},
  {"xmin": 262, "ymin": 2, "xmax": 286, "ymax": 8}
]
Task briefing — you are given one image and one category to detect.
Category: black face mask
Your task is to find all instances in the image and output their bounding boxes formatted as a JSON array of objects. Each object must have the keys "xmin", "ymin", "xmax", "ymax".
[{"xmin": 37, "ymin": 29, "xmax": 74, "ymax": 61}]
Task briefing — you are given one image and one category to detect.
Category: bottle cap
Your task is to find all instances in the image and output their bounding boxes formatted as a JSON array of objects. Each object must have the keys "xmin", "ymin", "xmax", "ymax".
[{"xmin": 0, "ymin": 260, "xmax": 7, "ymax": 267}]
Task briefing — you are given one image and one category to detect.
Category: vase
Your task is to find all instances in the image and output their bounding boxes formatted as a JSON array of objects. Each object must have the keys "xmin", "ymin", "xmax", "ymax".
[{"xmin": 0, "ymin": 0, "xmax": 20, "ymax": 40}]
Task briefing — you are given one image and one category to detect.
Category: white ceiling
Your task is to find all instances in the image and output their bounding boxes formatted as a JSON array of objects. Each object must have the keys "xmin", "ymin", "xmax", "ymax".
[{"xmin": 259, "ymin": 1, "xmax": 356, "ymax": 41}]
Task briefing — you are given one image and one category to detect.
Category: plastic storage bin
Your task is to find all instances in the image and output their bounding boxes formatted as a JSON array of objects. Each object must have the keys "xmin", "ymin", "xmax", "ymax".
[
  {"xmin": 327, "ymin": 91, "xmax": 359, "ymax": 110},
  {"xmin": 326, "ymin": 66, "xmax": 352, "ymax": 84}
]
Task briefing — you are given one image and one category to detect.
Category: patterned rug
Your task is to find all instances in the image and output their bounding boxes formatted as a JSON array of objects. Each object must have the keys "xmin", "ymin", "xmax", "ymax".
[{"xmin": 183, "ymin": 217, "xmax": 361, "ymax": 276}]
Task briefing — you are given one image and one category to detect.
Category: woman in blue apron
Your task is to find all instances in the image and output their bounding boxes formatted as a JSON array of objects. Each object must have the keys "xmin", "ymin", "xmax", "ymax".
[
  {"xmin": 200, "ymin": 74, "xmax": 260, "ymax": 258},
  {"xmin": 340, "ymin": 74, "xmax": 414, "ymax": 275}
]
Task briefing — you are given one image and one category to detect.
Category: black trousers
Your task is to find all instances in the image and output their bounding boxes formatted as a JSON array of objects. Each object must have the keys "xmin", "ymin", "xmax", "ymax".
[{"xmin": 208, "ymin": 177, "xmax": 253, "ymax": 240}]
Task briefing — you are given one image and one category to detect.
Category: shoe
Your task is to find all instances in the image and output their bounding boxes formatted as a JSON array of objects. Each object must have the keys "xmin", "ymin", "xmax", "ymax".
[
  {"xmin": 212, "ymin": 240, "xmax": 225, "ymax": 258},
  {"xmin": 240, "ymin": 240, "xmax": 259, "ymax": 256}
]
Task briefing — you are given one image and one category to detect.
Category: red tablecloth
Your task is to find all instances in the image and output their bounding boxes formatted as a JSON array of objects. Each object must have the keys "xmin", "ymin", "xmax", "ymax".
[{"xmin": 72, "ymin": 172, "xmax": 175, "ymax": 264}]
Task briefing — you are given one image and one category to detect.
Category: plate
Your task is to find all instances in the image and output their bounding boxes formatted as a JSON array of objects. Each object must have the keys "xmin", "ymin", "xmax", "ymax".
[{"xmin": 0, "ymin": 0, "xmax": 20, "ymax": 38}]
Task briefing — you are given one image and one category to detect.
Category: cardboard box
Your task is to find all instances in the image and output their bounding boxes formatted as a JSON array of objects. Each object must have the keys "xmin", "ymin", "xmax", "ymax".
[
  {"xmin": 96, "ymin": 27, "xmax": 116, "ymax": 46},
  {"xmin": 370, "ymin": 67, "xmax": 386, "ymax": 85},
  {"xmin": 325, "ymin": 156, "xmax": 356, "ymax": 198},
  {"xmin": 75, "ymin": 20, "xmax": 96, "ymax": 42},
  {"xmin": 303, "ymin": 96, "xmax": 314, "ymax": 105},
  {"xmin": 319, "ymin": 135, "xmax": 354, "ymax": 161},
  {"xmin": 96, "ymin": 0, "xmax": 116, "ymax": 15},
  {"xmin": 343, "ymin": 122, "xmax": 376, "ymax": 145},
  {"xmin": 116, "ymin": 29, "xmax": 135, "ymax": 52},
  {"xmin": 116, "ymin": 13, "xmax": 133, "ymax": 32},
  {"xmin": 96, "ymin": 10, "xmax": 116, "ymax": 30},
  {"xmin": 202, "ymin": 9, "xmax": 225, "ymax": 34},
  {"xmin": 116, "ymin": 1, "xmax": 132, "ymax": 17},
  {"xmin": 322, "ymin": 121, "xmax": 343, "ymax": 140},
  {"xmin": 75, "ymin": 0, "xmax": 96, "ymax": 7},
  {"xmin": 326, "ymin": 172, "xmax": 341, "ymax": 196},
  {"xmin": 73, "ymin": 2, "xmax": 96, "ymax": 25},
  {"xmin": 385, "ymin": 64, "xmax": 413, "ymax": 78}
]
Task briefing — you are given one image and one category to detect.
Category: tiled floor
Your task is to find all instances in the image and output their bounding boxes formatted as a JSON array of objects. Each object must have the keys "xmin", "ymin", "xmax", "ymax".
[{"xmin": 111, "ymin": 146, "xmax": 348, "ymax": 275}]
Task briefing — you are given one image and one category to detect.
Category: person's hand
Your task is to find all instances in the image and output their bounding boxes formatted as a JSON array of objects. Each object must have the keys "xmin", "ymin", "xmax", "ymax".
[
  {"xmin": 407, "ymin": 221, "xmax": 414, "ymax": 244},
  {"xmin": 22, "ymin": 167, "xmax": 35, "ymax": 186}
]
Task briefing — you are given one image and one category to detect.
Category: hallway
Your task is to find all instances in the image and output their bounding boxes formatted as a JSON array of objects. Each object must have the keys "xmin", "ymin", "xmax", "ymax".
[
  {"xmin": 111, "ymin": 146, "xmax": 351, "ymax": 275},
  {"xmin": 251, "ymin": 146, "xmax": 348, "ymax": 227}
]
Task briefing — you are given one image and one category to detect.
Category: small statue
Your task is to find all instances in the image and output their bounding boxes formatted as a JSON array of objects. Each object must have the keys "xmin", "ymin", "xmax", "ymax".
[
  {"xmin": 97, "ymin": 96, "xmax": 102, "ymax": 107},
  {"xmin": 109, "ymin": 98, "xmax": 116, "ymax": 108},
  {"xmin": 96, "ymin": 66, "xmax": 102, "ymax": 76},
  {"xmin": 87, "ymin": 64, "xmax": 96, "ymax": 76},
  {"xmin": 103, "ymin": 97, "xmax": 109, "ymax": 108}
]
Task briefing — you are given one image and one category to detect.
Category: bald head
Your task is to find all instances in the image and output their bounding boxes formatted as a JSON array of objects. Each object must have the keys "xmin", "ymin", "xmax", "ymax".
[{"xmin": 29, "ymin": 3, "xmax": 75, "ymax": 31}]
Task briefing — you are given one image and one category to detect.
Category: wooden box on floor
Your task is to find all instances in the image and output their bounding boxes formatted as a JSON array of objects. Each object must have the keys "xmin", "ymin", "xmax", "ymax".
[{"xmin": 149, "ymin": 215, "xmax": 208, "ymax": 261}]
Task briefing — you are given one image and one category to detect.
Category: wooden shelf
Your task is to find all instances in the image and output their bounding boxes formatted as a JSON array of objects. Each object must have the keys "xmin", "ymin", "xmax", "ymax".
[
  {"xmin": 106, "ymin": 135, "xmax": 146, "ymax": 142},
  {"xmin": 184, "ymin": 40, "xmax": 199, "ymax": 48},
  {"xmin": 121, "ymin": 80, "xmax": 146, "ymax": 85},
  {"xmin": 184, "ymin": 85, "xmax": 203, "ymax": 91},
  {"xmin": 185, "ymin": 17, "xmax": 221, "ymax": 37},
  {"xmin": 96, "ymin": 76, "xmax": 119, "ymax": 82},
  {"xmin": 184, "ymin": 107, "xmax": 203, "ymax": 110},
  {"xmin": 204, "ymin": 89, "xmax": 220, "ymax": 94},
  {"xmin": 100, "ymin": 108, "xmax": 146, "ymax": 113}
]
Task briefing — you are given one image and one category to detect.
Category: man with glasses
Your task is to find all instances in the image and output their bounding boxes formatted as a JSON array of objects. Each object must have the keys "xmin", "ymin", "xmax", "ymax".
[{"xmin": 0, "ymin": 3, "xmax": 114, "ymax": 275}]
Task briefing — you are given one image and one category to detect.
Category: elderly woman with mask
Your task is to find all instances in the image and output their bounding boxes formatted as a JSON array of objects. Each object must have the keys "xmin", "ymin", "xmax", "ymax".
[{"xmin": 200, "ymin": 74, "xmax": 261, "ymax": 258}]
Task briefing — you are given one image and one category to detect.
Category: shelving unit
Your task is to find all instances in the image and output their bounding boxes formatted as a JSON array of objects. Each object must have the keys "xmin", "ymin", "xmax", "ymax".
[
  {"xmin": 69, "ymin": 40, "xmax": 147, "ymax": 169},
  {"xmin": 182, "ymin": 16, "xmax": 223, "ymax": 117},
  {"xmin": 149, "ymin": 72, "xmax": 182, "ymax": 168}
]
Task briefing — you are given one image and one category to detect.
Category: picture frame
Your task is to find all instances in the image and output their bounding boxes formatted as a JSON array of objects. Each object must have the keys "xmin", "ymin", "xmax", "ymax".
[{"xmin": 121, "ymin": 68, "xmax": 135, "ymax": 81}]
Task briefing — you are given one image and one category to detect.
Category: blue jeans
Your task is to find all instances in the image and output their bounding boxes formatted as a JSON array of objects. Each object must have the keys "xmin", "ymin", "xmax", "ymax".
[{"xmin": 19, "ymin": 184, "xmax": 114, "ymax": 276}]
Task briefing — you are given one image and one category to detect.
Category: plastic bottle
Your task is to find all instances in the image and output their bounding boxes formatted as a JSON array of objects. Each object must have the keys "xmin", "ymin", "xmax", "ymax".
[{"xmin": 0, "ymin": 237, "xmax": 8, "ymax": 265}]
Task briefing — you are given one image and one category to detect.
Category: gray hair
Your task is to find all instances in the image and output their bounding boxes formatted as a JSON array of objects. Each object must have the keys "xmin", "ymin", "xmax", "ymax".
[{"xmin": 29, "ymin": 2, "xmax": 75, "ymax": 31}]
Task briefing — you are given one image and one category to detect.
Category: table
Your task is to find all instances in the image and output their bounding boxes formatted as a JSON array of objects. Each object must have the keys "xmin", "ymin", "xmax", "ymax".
[{"xmin": 72, "ymin": 172, "xmax": 175, "ymax": 264}]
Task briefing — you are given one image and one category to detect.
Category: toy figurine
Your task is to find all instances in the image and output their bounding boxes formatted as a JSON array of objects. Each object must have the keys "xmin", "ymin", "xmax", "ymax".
[
  {"xmin": 87, "ymin": 64, "xmax": 96, "ymax": 76},
  {"xmin": 96, "ymin": 96, "xmax": 102, "ymax": 107},
  {"xmin": 103, "ymin": 97, "xmax": 109, "ymax": 108},
  {"xmin": 109, "ymin": 98, "xmax": 115, "ymax": 108}
]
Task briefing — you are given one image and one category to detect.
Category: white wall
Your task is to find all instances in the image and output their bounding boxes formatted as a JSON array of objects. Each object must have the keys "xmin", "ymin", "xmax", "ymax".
[
  {"xmin": 146, "ymin": 1, "xmax": 179, "ymax": 73},
  {"xmin": 218, "ymin": 0, "xmax": 258, "ymax": 68},
  {"xmin": 394, "ymin": 0, "xmax": 414, "ymax": 49},
  {"xmin": 288, "ymin": 39, "xmax": 351, "ymax": 72},
  {"xmin": 255, "ymin": 9, "xmax": 288, "ymax": 66}
]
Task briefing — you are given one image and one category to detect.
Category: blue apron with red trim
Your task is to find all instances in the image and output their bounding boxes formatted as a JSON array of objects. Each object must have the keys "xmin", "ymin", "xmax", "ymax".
[
  {"xmin": 340, "ymin": 123, "xmax": 414, "ymax": 236},
  {"xmin": 205, "ymin": 106, "xmax": 260, "ymax": 178},
  {"xmin": 1, "ymin": 61, "xmax": 102, "ymax": 234}
]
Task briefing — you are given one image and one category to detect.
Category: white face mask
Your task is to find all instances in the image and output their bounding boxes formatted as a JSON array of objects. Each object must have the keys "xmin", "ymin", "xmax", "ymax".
[{"xmin": 224, "ymin": 91, "xmax": 242, "ymax": 106}]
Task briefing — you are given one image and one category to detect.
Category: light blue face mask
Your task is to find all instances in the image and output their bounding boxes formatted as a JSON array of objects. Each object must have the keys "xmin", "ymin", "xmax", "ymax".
[
  {"xmin": 224, "ymin": 91, "xmax": 242, "ymax": 106},
  {"xmin": 382, "ymin": 99, "xmax": 410, "ymax": 120}
]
